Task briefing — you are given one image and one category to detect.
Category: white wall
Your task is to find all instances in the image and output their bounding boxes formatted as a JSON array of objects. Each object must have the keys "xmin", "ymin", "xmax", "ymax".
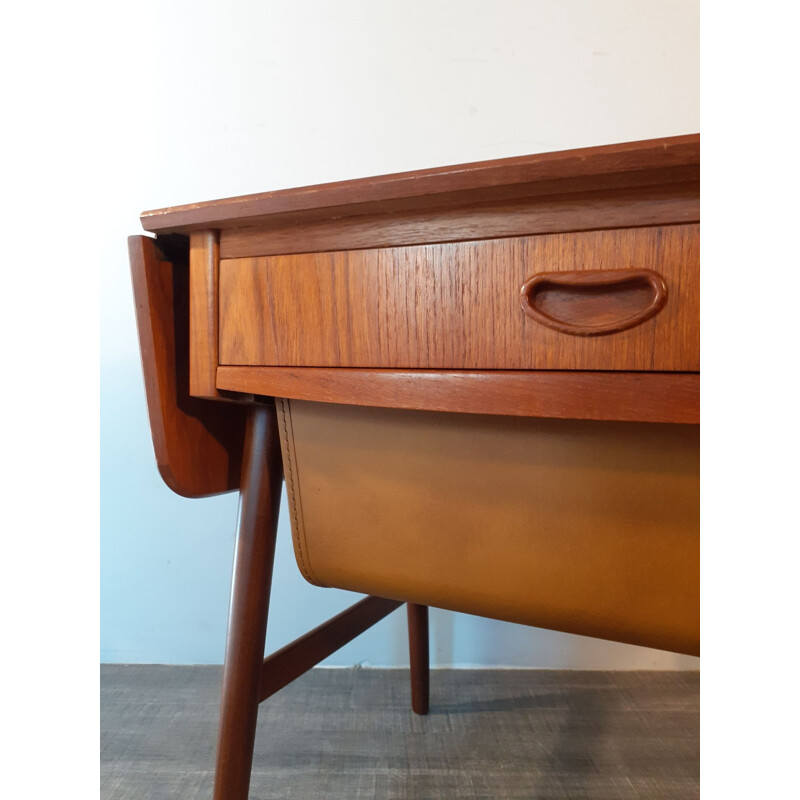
[{"xmin": 99, "ymin": 0, "xmax": 700, "ymax": 667}]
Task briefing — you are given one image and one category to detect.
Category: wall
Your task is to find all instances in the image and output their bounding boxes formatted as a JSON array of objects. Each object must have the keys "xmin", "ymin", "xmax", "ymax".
[{"xmin": 100, "ymin": 0, "xmax": 700, "ymax": 667}]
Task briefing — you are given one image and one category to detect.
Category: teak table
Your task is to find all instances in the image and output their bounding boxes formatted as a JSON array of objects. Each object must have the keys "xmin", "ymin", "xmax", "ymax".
[{"xmin": 129, "ymin": 134, "xmax": 699, "ymax": 799}]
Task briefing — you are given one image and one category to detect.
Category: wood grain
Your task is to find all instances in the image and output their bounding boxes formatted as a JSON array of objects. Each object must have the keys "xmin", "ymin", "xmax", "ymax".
[
  {"xmin": 215, "ymin": 368, "xmax": 699, "ymax": 424},
  {"xmin": 189, "ymin": 230, "xmax": 222, "ymax": 398},
  {"xmin": 520, "ymin": 268, "xmax": 668, "ymax": 336},
  {"xmin": 140, "ymin": 134, "xmax": 699, "ymax": 234},
  {"xmin": 219, "ymin": 181, "xmax": 698, "ymax": 258},
  {"xmin": 128, "ymin": 235, "xmax": 246, "ymax": 498},
  {"xmin": 219, "ymin": 225, "xmax": 699, "ymax": 371}
]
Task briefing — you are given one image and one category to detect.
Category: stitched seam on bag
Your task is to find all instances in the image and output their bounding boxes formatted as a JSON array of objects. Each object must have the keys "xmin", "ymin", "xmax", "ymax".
[{"xmin": 278, "ymin": 398, "xmax": 324, "ymax": 587}]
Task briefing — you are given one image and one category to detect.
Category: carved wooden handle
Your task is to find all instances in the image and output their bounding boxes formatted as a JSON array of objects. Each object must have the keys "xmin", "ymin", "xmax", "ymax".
[{"xmin": 519, "ymin": 269, "xmax": 668, "ymax": 336}]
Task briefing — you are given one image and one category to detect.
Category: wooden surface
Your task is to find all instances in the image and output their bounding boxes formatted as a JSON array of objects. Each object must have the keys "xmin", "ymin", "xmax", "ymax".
[
  {"xmin": 219, "ymin": 225, "xmax": 699, "ymax": 371},
  {"xmin": 216, "ymin": 368, "xmax": 699, "ymax": 423},
  {"xmin": 128, "ymin": 235, "xmax": 246, "ymax": 498},
  {"xmin": 189, "ymin": 231, "xmax": 223, "ymax": 399},
  {"xmin": 520, "ymin": 268, "xmax": 669, "ymax": 336},
  {"xmin": 218, "ymin": 181, "xmax": 698, "ymax": 258},
  {"xmin": 140, "ymin": 134, "xmax": 699, "ymax": 235},
  {"xmin": 214, "ymin": 404, "xmax": 283, "ymax": 800},
  {"xmin": 102, "ymin": 666, "xmax": 700, "ymax": 800}
]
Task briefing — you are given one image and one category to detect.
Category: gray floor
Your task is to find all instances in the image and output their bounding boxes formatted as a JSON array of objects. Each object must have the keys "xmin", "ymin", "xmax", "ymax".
[{"xmin": 101, "ymin": 666, "xmax": 699, "ymax": 800}]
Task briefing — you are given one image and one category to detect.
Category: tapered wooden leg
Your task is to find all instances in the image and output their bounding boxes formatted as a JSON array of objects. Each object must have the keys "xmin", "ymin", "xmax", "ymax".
[
  {"xmin": 213, "ymin": 403, "xmax": 283, "ymax": 800},
  {"xmin": 407, "ymin": 603, "xmax": 430, "ymax": 715}
]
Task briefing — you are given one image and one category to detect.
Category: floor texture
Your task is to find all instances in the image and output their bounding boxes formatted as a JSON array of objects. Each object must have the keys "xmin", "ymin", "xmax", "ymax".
[{"xmin": 101, "ymin": 666, "xmax": 699, "ymax": 800}]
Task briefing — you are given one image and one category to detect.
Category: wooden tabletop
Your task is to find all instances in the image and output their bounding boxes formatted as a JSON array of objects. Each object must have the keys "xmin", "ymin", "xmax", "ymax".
[{"xmin": 140, "ymin": 134, "xmax": 699, "ymax": 235}]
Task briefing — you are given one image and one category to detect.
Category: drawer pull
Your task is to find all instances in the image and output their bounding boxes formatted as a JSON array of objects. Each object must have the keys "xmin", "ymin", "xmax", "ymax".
[{"xmin": 520, "ymin": 269, "xmax": 668, "ymax": 336}]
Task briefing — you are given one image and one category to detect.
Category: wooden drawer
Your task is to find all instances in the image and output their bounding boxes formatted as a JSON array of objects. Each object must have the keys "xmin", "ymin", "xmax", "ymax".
[{"xmin": 219, "ymin": 224, "xmax": 698, "ymax": 371}]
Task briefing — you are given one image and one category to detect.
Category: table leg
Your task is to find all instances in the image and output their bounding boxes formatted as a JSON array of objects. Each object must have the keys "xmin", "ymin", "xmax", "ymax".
[
  {"xmin": 213, "ymin": 402, "xmax": 283, "ymax": 800},
  {"xmin": 407, "ymin": 603, "xmax": 430, "ymax": 715}
]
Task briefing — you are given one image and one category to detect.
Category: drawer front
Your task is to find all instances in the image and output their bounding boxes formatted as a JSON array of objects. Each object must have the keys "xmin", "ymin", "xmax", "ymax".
[{"xmin": 219, "ymin": 224, "xmax": 698, "ymax": 371}]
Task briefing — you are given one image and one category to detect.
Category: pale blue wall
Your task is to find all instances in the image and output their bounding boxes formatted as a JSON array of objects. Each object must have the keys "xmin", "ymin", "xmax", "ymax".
[{"xmin": 100, "ymin": 0, "xmax": 700, "ymax": 668}]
